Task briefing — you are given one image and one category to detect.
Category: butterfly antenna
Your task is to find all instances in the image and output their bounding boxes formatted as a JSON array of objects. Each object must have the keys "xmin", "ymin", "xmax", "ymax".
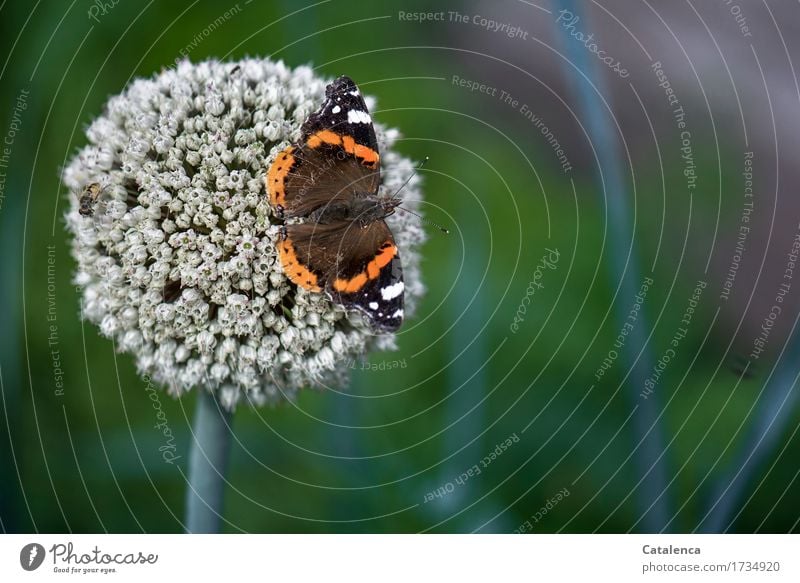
[
  {"xmin": 396, "ymin": 206, "xmax": 449, "ymax": 235},
  {"xmin": 388, "ymin": 156, "xmax": 449, "ymax": 234},
  {"xmin": 390, "ymin": 156, "xmax": 429, "ymax": 202}
]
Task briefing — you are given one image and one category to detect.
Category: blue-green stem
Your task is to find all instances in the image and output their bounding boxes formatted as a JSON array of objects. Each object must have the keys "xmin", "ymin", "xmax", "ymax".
[
  {"xmin": 553, "ymin": 0, "xmax": 672, "ymax": 531},
  {"xmin": 700, "ymin": 321, "xmax": 800, "ymax": 532},
  {"xmin": 185, "ymin": 389, "xmax": 233, "ymax": 533}
]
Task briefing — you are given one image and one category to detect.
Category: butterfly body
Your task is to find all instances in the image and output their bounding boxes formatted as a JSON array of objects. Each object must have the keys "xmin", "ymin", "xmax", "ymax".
[
  {"xmin": 307, "ymin": 195, "xmax": 396, "ymax": 225},
  {"xmin": 266, "ymin": 76, "xmax": 405, "ymax": 332}
]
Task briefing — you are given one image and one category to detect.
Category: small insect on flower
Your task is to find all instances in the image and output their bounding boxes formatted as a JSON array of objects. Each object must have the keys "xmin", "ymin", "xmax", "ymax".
[{"xmin": 77, "ymin": 182, "xmax": 106, "ymax": 216}]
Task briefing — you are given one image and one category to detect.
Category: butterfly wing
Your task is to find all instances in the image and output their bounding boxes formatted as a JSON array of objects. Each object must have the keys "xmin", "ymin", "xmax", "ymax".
[
  {"xmin": 269, "ymin": 146, "xmax": 379, "ymax": 219},
  {"xmin": 327, "ymin": 219, "xmax": 403, "ymax": 332},
  {"xmin": 279, "ymin": 219, "xmax": 404, "ymax": 332},
  {"xmin": 301, "ymin": 75, "xmax": 380, "ymax": 170},
  {"xmin": 267, "ymin": 75, "xmax": 381, "ymax": 218}
]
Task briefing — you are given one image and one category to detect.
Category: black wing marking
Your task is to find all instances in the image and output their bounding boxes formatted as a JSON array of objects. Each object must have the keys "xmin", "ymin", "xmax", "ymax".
[{"xmin": 301, "ymin": 75, "xmax": 379, "ymax": 154}]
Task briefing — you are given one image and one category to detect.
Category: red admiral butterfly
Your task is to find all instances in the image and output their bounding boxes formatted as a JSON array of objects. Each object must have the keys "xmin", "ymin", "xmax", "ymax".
[{"xmin": 267, "ymin": 76, "xmax": 405, "ymax": 332}]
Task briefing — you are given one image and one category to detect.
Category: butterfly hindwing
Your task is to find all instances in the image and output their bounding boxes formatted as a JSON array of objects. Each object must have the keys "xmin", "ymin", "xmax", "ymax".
[
  {"xmin": 331, "ymin": 221, "xmax": 404, "ymax": 332},
  {"xmin": 280, "ymin": 220, "xmax": 404, "ymax": 332}
]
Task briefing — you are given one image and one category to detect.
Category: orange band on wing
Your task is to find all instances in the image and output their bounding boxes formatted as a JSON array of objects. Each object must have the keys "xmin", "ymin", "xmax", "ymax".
[
  {"xmin": 267, "ymin": 146, "xmax": 296, "ymax": 207},
  {"xmin": 307, "ymin": 131, "xmax": 379, "ymax": 168},
  {"xmin": 306, "ymin": 130, "xmax": 342, "ymax": 149},
  {"xmin": 333, "ymin": 242, "xmax": 396, "ymax": 293},
  {"xmin": 353, "ymin": 144, "xmax": 379, "ymax": 166},
  {"xmin": 279, "ymin": 236, "xmax": 321, "ymax": 292}
]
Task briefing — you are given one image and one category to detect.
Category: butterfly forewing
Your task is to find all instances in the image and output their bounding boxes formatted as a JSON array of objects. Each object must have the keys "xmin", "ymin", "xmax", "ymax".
[{"xmin": 301, "ymin": 75, "xmax": 380, "ymax": 161}]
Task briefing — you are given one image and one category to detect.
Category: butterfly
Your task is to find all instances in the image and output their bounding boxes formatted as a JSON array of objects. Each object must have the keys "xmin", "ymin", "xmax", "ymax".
[{"xmin": 266, "ymin": 75, "xmax": 404, "ymax": 332}]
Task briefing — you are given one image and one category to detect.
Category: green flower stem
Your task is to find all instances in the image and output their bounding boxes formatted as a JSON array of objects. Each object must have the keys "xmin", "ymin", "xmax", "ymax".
[
  {"xmin": 700, "ymin": 322, "xmax": 800, "ymax": 532},
  {"xmin": 185, "ymin": 389, "xmax": 233, "ymax": 533},
  {"xmin": 554, "ymin": 0, "xmax": 672, "ymax": 531}
]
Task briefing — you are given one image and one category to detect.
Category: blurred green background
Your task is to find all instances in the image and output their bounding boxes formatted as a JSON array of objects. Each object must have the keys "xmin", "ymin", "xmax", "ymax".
[{"xmin": 2, "ymin": 0, "xmax": 800, "ymax": 533}]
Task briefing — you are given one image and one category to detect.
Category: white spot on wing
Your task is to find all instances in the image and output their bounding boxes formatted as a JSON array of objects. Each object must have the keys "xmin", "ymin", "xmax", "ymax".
[
  {"xmin": 348, "ymin": 90, "xmax": 360, "ymax": 96},
  {"xmin": 391, "ymin": 309, "xmax": 403, "ymax": 319},
  {"xmin": 331, "ymin": 105, "xmax": 341, "ymax": 114},
  {"xmin": 347, "ymin": 110, "xmax": 371, "ymax": 124},
  {"xmin": 368, "ymin": 302, "xmax": 378, "ymax": 310},
  {"xmin": 381, "ymin": 282, "xmax": 404, "ymax": 301}
]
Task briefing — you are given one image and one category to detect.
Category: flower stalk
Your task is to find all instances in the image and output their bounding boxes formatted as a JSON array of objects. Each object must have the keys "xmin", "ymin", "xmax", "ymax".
[{"xmin": 185, "ymin": 389, "xmax": 233, "ymax": 533}]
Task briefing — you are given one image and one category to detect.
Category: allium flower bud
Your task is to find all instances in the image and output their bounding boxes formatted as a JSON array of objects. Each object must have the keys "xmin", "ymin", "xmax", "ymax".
[{"xmin": 63, "ymin": 58, "xmax": 425, "ymax": 408}]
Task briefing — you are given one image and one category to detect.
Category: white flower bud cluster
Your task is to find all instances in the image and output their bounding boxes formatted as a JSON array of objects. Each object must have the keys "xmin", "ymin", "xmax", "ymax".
[{"xmin": 63, "ymin": 58, "xmax": 425, "ymax": 408}]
